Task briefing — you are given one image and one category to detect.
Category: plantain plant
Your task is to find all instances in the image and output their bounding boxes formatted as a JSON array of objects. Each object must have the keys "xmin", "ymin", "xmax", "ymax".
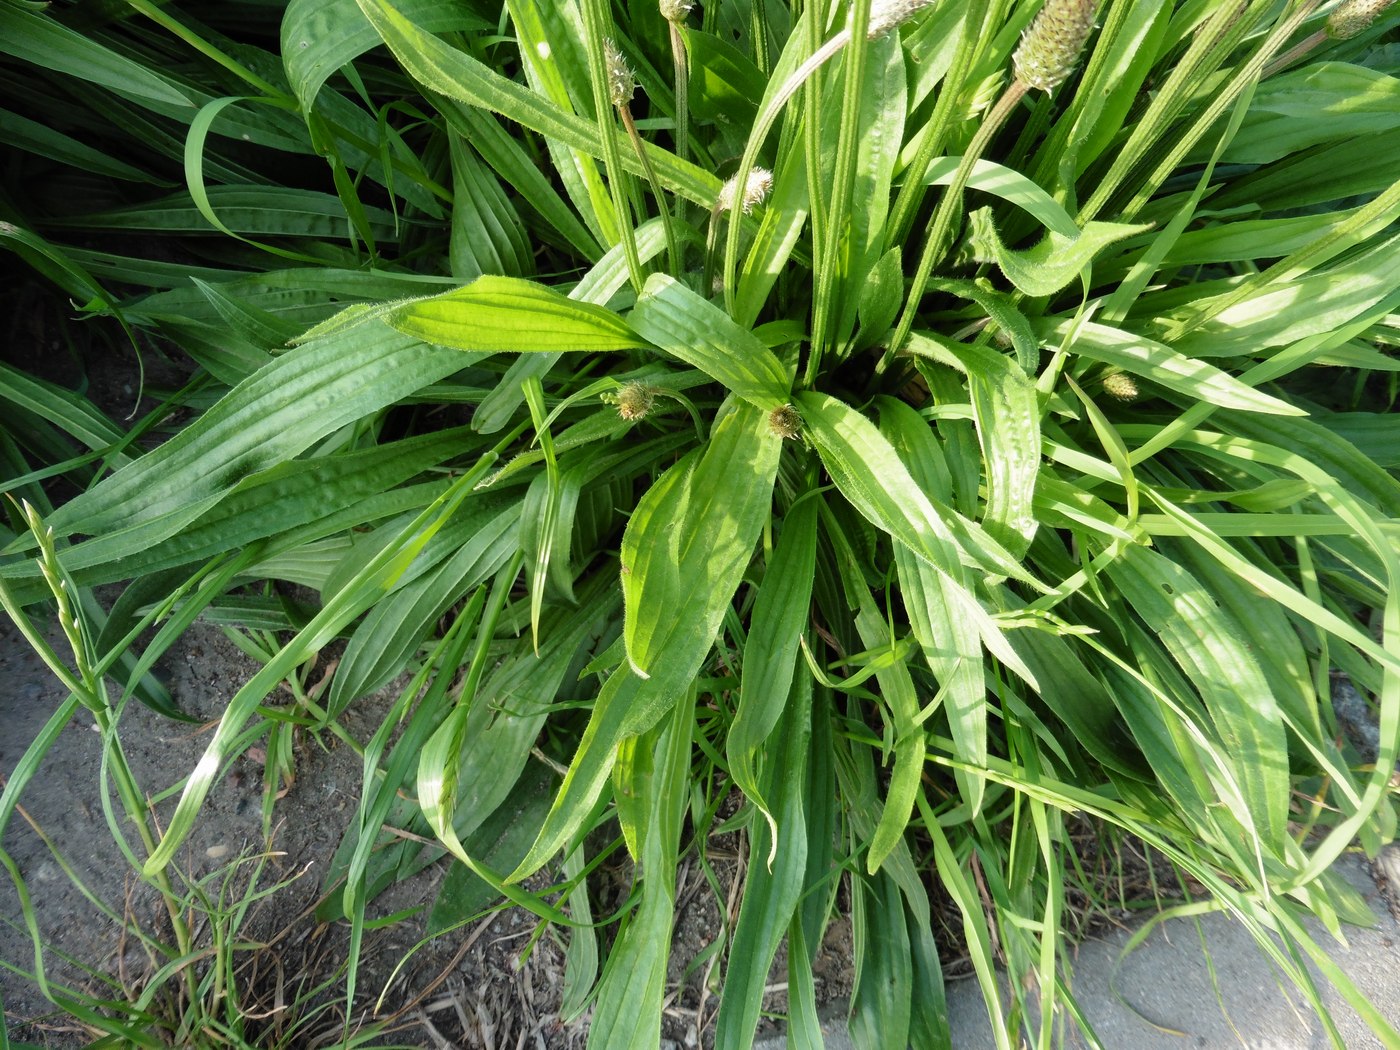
[{"xmin": 2, "ymin": 0, "xmax": 1400, "ymax": 1046}]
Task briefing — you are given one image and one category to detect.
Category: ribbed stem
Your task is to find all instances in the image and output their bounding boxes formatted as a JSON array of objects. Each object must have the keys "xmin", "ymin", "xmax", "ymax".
[
  {"xmin": 620, "ymin": 105, "xmax": 683, "ymax": 276},
  {"xmin": 581, "ymin": 3, "xmax": 645, "ymax": 292},
  {"xmin": 881, "ymin": 82, "xmax": 1027, "ymax": 372}
]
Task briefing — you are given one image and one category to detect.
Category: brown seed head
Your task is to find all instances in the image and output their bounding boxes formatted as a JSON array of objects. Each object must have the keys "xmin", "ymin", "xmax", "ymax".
[
  {"xmin": 614, "ymin": 381, "xmax": 658, "ymax": 421},
  {"xmin": 768, "ymin": 404, "xmax": 803, "ymax": 440}
]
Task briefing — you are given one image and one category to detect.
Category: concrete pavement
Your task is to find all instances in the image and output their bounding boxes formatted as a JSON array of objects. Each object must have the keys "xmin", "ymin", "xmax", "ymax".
[{"xmin": 757, "ymin": 854, "xmax": 1400, "ymax": 1049}]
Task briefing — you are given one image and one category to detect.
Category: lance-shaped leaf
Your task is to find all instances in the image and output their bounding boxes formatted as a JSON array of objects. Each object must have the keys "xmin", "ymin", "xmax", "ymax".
[
  {"xmin": 622, "ymin": 400, "xmax": 783, "ymax": 677},
  {"xmin": 386, "ymin": 275, "xmax": 647, "ymax": 353},
  {"xmin": 727, "ymin": 497, "xmax": 817, "ymax": 837},
  {"xmin": 1107, "ymin": 543, "xmax": 1290, "ymax": 849},
  {"xmin": 795, "ymin": 391, "xmax": 1035, "ymax": 586},
  {"xmin": 903, "ymin": 338, "xmax": 1040, "ymax": 557},
  {"xmin": 1048, "ymin": 319, "xmax": 1308, "ymax": 417},
  {"xmin": 38, "ymin": 316, "xmax": 467, "ymax": 543},
  {"xmin": 510, "ymin": 402, "xmax": 781, "ymax": 880},
  {"xmin": 628, "ymin": 274, "xmax": 791, "ymax": 411}
]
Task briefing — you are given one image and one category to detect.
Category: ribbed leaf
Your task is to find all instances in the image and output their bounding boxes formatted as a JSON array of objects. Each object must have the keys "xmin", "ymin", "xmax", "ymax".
[
  {"xmin": 281, "ymin": 0, "xmax": 488, "ymax": 109},
  {"xmin": 587, "ymin": 695, "xmax": 692, "ymax": 1049},
  {"xmin": 387, "ymin": 275, "xmax": 647, "ymax": 353},
  {"xmin": 512, "ymin": 402, "xmax": 781, "ymax": 879},
  {"xmin": 903, "ymin": 339, "xmax": 1040, "ymax": 555},
  {"xmin": 1, "ymin": 429, "xmax": 476, "ymax": 592},
  {"xmin": 326, "ymin": 498, "xmax": 521, "ymax": 714},
  {"xmin": 713, "ymin": 673, "xmax": 812, "ymax": 1050},
  {"xmin": 0, "ymin": 5, "xmax": 191, "ymax": 108},
  {"xmin": 621, "ymin": 400, "xmax": 782, "ymax": 678},
  {"xmin": 727, "ymin": 498, "xmax": 817, "ymax": 829},
  {"xmin": 352, "ymin": 0, "xmax": 719, "ymax": 207},
  {"xmin": 1107, "ymin": 544, "xmax": 1289, "ymax": 847},
  {"xmin": 628, "ymin": 274, "xmax": 791, "ymax": 411},
  {"xmin": 967, "ymin": 207, "xmax": 1150, "ymax": 297},
  {"xmin": 41, "ymin": 318, "xmax": 468, "ymax": 542},
  {"xmin": 796, "ymin": 390, "xmax": 1034, "ymax": 585},
  {"xmin": 55, "ymin": 187, "xmax": 398, "ymax": 240},
  {"xmin": 1051, "ymin": 320, "xmax": 1307, "ymax": 416}
]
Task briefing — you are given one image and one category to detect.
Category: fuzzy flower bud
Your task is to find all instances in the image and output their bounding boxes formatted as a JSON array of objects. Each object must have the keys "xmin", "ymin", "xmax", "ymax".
[
  {"xmin": 1013, "ymin": 0, "xmax": 1097, "ymax": 94},
  {"xmin": 659, "ymin": 0, "xmax": 693, "ymax": 22},
  {"xmin": 603, "ymin": 39, "xmax": 634, "ymax": 108},
  {"xmin": 1101, "ymin": 371, "xmax": 1139, "ymax": 402},
  {"xmin": 769, "ymin": 404, "xmax": 803, "ymax": 440},
  {"xmin": 1326, "ymin": 0, "xmax": 1395, "ymax": 38},
  {"xmin": 716, "ymin": 168, "xmax": 773, "ymax": 214},
  {"xmin": 867, "ymin": 0, "xmax": 938, "ymax": 38},
  {"xmin": 613, "ymin": 381, "xmax": 658, "ymax": 421}
]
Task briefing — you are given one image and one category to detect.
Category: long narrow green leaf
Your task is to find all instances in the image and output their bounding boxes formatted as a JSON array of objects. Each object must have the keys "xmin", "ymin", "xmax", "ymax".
[
  {"xmin": 621, "ymin": 400, "xmax": 782, "ymax": 679},
  {"xmin": 326, "ymin": 498, "xmax": 521, "ymax": 714},
  {"xmin": 0, "ymin": 5, "xmax": 192, "ymax": 108},
  {"xmin": 1106, "ymin": 543, "xmax": 1290, "ymax": 848},
  {"xmin": 37, "ymin": 318, "xmax": 468, "ymax": 542},
  {"xmin": 904, "ymin": 340, "xmax": 1040, "ymax": 555},
  {"xmin": 281, "ymin": 0, "xmax": 488, "ymax": 109},
  {"xmin": 1049, "ymin": 319, "xmax": 1307, "ymax": 416},
  {"xmin": 628, "ymin": 274, "xmax": 791, "ymax": 411},
  {"xmin": 512, "ymin": 401, "xmax": 781, "ymax": 879},
  {"xmin": 587, "ymin": 690, "xmax": 692, "ymax": 1049},
  {"xmin": 796, "ymin": 390, "xmax": 1035, "ymax": 585},
  {"xmin": 727, "ymin": 497, "xmax": 817, "ymax": 830},
  {"xmin": 140, "ymin": 437, "xmax": 512, "ymax": 875},
  {"xmin": 714, "ymin": 672, "xmax": 812, "ymax": 1050},
  {"xmin": 386, "ymin": 275, "xmax": 647, "ymax": 353},
  {"xmin": 352, "ymin": 0, "xmax": 720, "ymax": 206}
]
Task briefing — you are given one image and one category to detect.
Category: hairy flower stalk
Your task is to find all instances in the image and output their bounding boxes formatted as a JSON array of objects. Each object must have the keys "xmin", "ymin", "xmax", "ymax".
[
  {"xmin": 880, "ymin": 2, "xmax": 1097, "ymax": 374},
  {"xmin": 580, "ymin": 0, "xmax": 645, "ymax": 293},
  {"xmin": 660, "ymin": 0, "xmax": 692, "ymax": 163},
  {"xmin": 1013, "ymin": 0, "xmax": 1098, "ymax": 94},
  {"xmin": 8, "ymin": 500, "xmax": 198, "ymax": 1004},
  {"xmin": 602, "ymin": 37, "xmax": 682, "ymax": 275}
]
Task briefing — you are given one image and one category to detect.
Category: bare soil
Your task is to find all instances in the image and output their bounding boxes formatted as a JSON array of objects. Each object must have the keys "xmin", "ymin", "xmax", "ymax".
[{"xmin": 0, "ymin": 613, "xmax": 857, "ymax": 1049}]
